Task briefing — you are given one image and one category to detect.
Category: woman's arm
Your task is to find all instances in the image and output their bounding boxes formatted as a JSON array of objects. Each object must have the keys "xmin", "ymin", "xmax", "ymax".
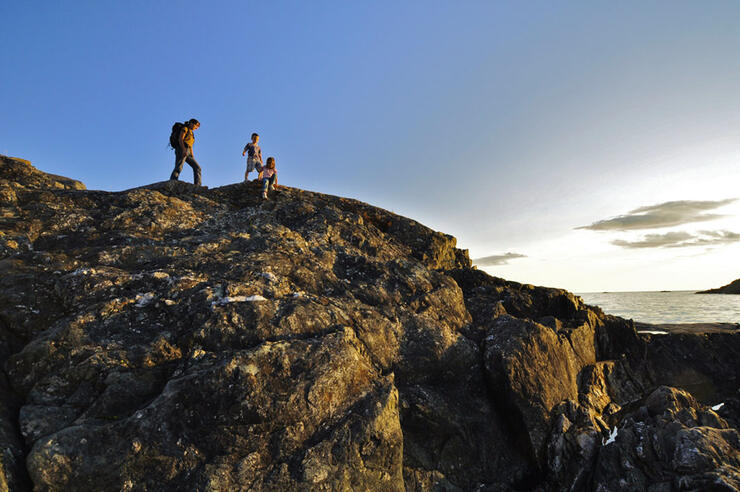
[{"xmin": 178, "ymin": 127, "xmax": 187, "ymax": 153}]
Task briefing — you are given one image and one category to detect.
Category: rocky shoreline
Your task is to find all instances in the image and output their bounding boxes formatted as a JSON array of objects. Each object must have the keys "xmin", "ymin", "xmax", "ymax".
[
  {"xmin": 1, "ymin": 154, "xmax": 739, "ymax": 491},
  {"xmin": 635, "ymin": 322, "xmax": 740, "ymax": 335}
]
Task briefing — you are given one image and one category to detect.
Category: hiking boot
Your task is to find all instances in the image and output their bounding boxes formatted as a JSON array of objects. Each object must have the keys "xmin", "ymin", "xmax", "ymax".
[{"xmin": 262, "ymin": 191, "xmax": 268, "ymax": 199}]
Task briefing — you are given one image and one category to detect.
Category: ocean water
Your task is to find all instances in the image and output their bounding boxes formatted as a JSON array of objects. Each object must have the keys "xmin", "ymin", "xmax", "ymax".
[{"xmin": 576, "ymin": 291, "xmax": 740, "ymax": 324}]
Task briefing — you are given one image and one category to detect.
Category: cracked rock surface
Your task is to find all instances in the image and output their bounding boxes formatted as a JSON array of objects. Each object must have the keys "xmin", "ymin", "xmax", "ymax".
[{"xmin": 1, "ymin": 154, "xmax": 738, "ymax": 491}]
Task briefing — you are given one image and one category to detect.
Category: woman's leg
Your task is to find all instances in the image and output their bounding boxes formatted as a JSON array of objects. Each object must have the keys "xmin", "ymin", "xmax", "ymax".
[
  {"xmin": 185, "ymin": 151, "xmax": 202, "ymax": 186},
  {"xmin": 170, "ymin": 149, "xmax": 186, "ymax": 180}
]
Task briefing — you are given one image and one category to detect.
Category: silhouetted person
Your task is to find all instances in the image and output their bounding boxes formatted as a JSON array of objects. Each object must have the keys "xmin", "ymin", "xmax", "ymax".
[{"xmin": 170, "ymin": 118, "xmax": 202, "ymax": 186}]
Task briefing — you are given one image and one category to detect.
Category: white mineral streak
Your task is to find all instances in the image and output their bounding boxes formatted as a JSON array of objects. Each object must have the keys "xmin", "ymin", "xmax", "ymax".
[
  {"xmin": 211, "ymin": 295, "xmax": 268, "ymax": 308},
  {"xmin": 603, "ymin": 427, "xmax": 618, "ymax": 446}
]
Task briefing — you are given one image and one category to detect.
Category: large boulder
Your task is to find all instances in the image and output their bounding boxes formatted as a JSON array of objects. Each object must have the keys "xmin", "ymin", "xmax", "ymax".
[
  {"xmin": 483, "ymin": 314, "xmax": 597, "ymax": 464},
  {"xmin": 593, "ymin": 386, "xmax": 740, "ymax": 490}
]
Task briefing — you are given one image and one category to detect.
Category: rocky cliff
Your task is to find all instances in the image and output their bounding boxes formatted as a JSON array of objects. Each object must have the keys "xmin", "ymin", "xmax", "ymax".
[
  {"xmin": 698, "ymin": 279, "xmax": 740, "ymax": 295},
  {"xmin": 1, "ymin": 154, "xmax": 739, "ymax": 491}
]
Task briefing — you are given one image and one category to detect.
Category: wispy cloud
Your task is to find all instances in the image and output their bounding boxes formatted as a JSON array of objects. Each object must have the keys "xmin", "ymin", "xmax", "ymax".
[
  {"xmin": 611, "ymin": 232, "xmax": 693, "ymax": 248},
  {"xmin": 690, "ymin": 230, "xmax": 740, "ymax": 247},
  {"xmin": 473, "ymin": 252, "xmax": 527, "ymax": 266},
  {"xmin": 611, "ymin": 230, "xmax": 740, "ymax": 249},
  {"xmin": 577, "ymin": 199, "xmax": 737, "ymax": 231}
]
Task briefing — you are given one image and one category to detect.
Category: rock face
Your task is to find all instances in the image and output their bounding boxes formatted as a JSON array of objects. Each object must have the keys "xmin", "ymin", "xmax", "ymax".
[
  {"xmin": 698, "ymin": 279, "xmax": 740, "ymax": 294},
  {"xmin": 1, "ymin": 153, "xmax": 739, "ymax": 491}
]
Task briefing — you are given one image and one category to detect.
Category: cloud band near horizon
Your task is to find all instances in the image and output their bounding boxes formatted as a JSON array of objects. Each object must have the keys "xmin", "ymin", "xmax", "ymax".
[
  {"xmin": 577, "ymin": 199, "xmax": 737, "ymax": 231},
  {"xmin": 611, "ymin": 230, "xmax": 740, "ymax": 249},
  {"xmin": 473, "ymin": 252, "xmax": 527, "ymax": 266}
]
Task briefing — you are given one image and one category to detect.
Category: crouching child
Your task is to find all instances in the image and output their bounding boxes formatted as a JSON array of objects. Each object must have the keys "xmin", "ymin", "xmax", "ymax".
[{"xmin": 261, "ymin": 157, "xmax": 278, "ymax": 199}]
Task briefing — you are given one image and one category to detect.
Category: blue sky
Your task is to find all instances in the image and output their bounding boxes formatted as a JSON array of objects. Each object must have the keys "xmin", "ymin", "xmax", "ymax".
[{"xmin": 3, "ymin": 1, "xmax": 740, "ymax": 292}]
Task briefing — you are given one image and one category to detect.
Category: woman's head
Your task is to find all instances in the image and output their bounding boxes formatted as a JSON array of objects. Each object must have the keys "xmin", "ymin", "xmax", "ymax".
[
  {"xmin": 266, "ymin": 157, "xmax": 276, "ymax": 169},
  {"xmin": 187, "ymin": 118, "xmax": 200, "ymax": 129}
]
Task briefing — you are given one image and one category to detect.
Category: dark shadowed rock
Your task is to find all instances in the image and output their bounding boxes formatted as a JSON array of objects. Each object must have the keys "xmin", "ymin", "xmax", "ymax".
[
  {"xmin": 642, "ymin": 332, "xmax": 740, "ymax": 402},
  {"xmin": 592, "ymin": 386, "xmax": 740, "ymax": 490},
  {"xmin": 1, "ymin": 154, "xmax": 739, "ymax": 491}
]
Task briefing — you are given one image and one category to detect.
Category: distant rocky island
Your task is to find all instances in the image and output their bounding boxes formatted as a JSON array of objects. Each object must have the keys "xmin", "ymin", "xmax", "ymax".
[
  {"xmin": 1, "ymin": 154, "xmax": 739, "ymax": 490},
  {"xmin": 698, "ymin": 278, "xmax": 740, "ymax": 294}
]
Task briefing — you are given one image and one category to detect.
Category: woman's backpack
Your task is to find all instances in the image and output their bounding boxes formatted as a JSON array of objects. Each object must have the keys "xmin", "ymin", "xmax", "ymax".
[{"xmin": 168, "ymin": 122, "xmax": 185, "ymax": 149}]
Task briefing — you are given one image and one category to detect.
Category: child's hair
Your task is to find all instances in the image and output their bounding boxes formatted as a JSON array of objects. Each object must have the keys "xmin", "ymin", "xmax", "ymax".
[
  {"xmin": 252, "ymin": 132, "xmax": 259, "ymax": 138},
  {"xmin": 265, "ymin": 157, "xmax": 275, "ymax": 169},
  {"xmin": 187, "ymin": 118, "xmax": 200, "ymax": 127}
]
